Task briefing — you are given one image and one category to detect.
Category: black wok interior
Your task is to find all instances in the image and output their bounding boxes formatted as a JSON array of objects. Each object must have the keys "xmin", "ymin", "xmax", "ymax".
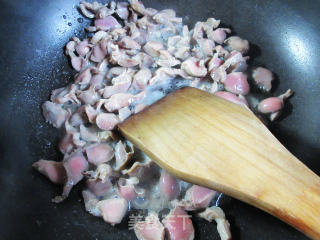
[{"xmin": 0, "ymin": 0, "xmax": 319, "ymax": 239}]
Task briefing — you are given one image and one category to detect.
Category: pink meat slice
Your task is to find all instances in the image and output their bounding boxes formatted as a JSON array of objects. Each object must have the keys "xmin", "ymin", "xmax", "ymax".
[
  {"xmin": 173, "ymin": 185, "xmax": 217, "ymax": 211},
  {"xmin": 224, "ymin": 72, "xmax": 250, "ymax": 95},
  {"xmin": 85, "ymin": 143, "xmax": 114, "ymax": 165},
  {"xmin": 94, "ymin": 16, "xmax": 121, "ymax": 30},
  {"xmin": 186, "ymin": 185, "xmax": 216, "ymax": 209},
  {"xmin": 117, "ymin": 177, "xmax": 139, "ymax": 201},
  {"xmin": 134, "ymin": 212, "xmax": 165, "ymax": 240},
  {"xmin": 98, "ymin": 198, "xmax": 128, "ymax": 225},
  {"xmin": 96, "ymin": 113, "xmax": 120, "ymax": 130},
  {"xmin": 32, "ymin": 160, "xmax": 66, "ymax": 184},
  {"xmin": 118, "ymin": 183, "xmax": 136, "ymax": 201},
  {"xmin": 86, "ymin": 179, "xmax": 112, "ymax": 197},
  {"xmin": 53, "ymin": 151, "xmax": 88, "ymax": 202},
  {"xmin": 252, "ymin": 67, "xmax": 274, "ymax": 92},
  {"xmin": 163, "ymin": 207, "xmax": 194, "ymax": 240},
  {"xmin": 159, "ymin": 170, "xmax": 180, "ymax": 200},
  {"xmin": 214, "ymin": 91, "xmax": 248, "ymax": 107},
  {"xmin": 258, "ymin": 97, "xmax": 283, "ymax": 114}
]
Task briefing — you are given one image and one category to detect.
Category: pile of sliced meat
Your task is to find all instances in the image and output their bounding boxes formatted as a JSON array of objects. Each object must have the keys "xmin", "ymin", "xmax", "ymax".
[{"xmin": 33, "ymin": 1, "xmax": 294, "ymax": 239}]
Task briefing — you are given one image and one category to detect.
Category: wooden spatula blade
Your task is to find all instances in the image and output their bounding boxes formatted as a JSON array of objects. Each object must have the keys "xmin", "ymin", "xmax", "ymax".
[{"xmin": 119, "ymin": 87, "xmax": 320, "ymax": 240}]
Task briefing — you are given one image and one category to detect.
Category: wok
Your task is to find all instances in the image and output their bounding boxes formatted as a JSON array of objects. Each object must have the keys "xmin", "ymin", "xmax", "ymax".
[{"xmin": 0, "ymin": 0, "xmax": 319, "ymax": 239}]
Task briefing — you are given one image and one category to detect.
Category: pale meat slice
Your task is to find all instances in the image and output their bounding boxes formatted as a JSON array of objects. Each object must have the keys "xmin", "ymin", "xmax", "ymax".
[
  {"xmin": 119, "ymin": 36, "xmax": 141, "ymax": 50},
  {"xmin": 143, "ymin": 41, "xmax": 164, "ymax": 57},
  {"xmin": 102, "ymin": 80, "xmax": 132, "ymax": 98},
  {"xmin": 129, "ymin": 0, "xmax": 158, "ymax": 16},
  {"xmin": 59, "ymin": 133, "xmax": 74, "ymax": 154},
  {"xmin": 84, "ymin": 104, "xmax": 98, "ymax": 123},
  {"xmin": 75, "ymin": 39, "xmax": 92, "ymax": 56},
  {"xmin": 79, "ymin": 125, "xmax": 100, "ymax": 142},
  {"xmin": 91, "ymin": 31, "xmax": 108, "ymax": 44},
  {"xmin": 116, "ymin": 2, "xmax": 129, "ymax": 20},
  {"xmin": 225, "ymin": 36, "xmax": 249, "ymax": 55},
  {"xmin": 118, "ymin": 106, "xmax": 132, "ymax": 121},
  {"xmin": 94, "ymin": 16, "xmax": 121, "ymax": 31},
  {"xmin": 77, "ymin": 85, "xmax": 100, "ymax": 105},
  {"xmin": 70, "ymin": 107, "xmax": 88, "ymax": 127},
  {"xmin": 156, "ymin": 50, "xmax": 181, "ymax": 67},
  {"xmin": 198, "ymin": 207, "xmax": 232, "ymax": 240},
  {"xmin": 121, "ymin": 157, "xmax": 153, "ymax": 179},
  {"xmin": 96, "ymin": 113, "xmax": 120, "ymax": 130},
  {"xmin": 110, "ymin": 44, "xmax": 139, "ymax": 67},
  {"xmin": 42, "ymin": 101, "xmax": 69, "ymax": 128},
  {"xmin": 132, "ymin": 52, "xmax": 154, "ymax": 68},
  {"xmin": 105, "ymin": 93, "xmax": 135, "ymax": 112},
  {"xmin": 252, "ymin": 67, "xmax": 274, "ymax": 92},
  {"xmin": 82, "ymin": 190, "xmax": 101, "ymax": 217},
  {"xmin": 97, "ymin": 198, "xmax": 128, "ymax": 225},
  {"xmin": 211, "ymin": 28, "xmax": 231, "ymax": 44},
  {"xmin": 181, "ymin": 57, "xmax": 207, "ymax": 77},
  {"xmin": 114, "ymin": 140, "xmax": 134, "ymax": 171},
  {"xmin": 90, "ymin": 38, "xmax": 109, "ymax": 63},
  {"xmin": 193, "ymin": 38, "xmax": 215, "ymax": 58},
  {"xmin": 134, "ymin": 212, "xmax": 165, "ymax": 240},
  {"xmin": 149, "ymin": 67, "xmax": 177, "ymax": 85},
  {"xmin": 132, "ymin": 68, "xmax": 152, "ymax": 90},
  {"xmin": 74, "ymin": 67, "xmax": 92, "ymax": 85},
  {"xmin": 84, "ymin": 163, "xmax": 113, "ymax": 183},
  {"xmin": 50, "ymin": 84, "xmax": 79, "ymax": 105}
]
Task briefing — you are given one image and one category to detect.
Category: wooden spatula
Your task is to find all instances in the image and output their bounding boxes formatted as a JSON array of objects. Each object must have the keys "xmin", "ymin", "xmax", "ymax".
[{"xmin": 119, "ymin": 87, "xmax": 320, "ymax": 239}]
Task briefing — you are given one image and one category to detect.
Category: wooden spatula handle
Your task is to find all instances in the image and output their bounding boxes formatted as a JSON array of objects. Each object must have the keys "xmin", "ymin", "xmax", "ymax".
[{"xmin": 119, "ymin": 87, "xmax": 320, "ymax": 239}]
